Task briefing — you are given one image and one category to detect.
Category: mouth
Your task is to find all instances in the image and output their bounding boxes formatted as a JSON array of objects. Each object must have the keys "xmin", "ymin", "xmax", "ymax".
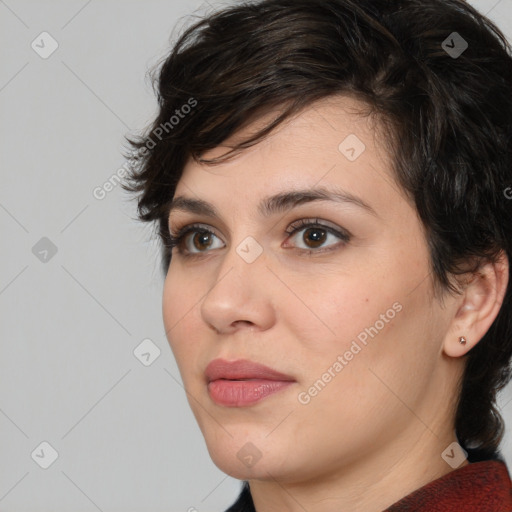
[{"xmin": 205, "ymin": 358, "xmax": 296, "ymax": 407}]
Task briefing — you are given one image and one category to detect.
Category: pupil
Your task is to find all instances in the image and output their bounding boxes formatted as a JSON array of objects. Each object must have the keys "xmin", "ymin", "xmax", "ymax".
[{"xmin": 304, "ymin": 227, "xmax": 326, "ymax": 248}]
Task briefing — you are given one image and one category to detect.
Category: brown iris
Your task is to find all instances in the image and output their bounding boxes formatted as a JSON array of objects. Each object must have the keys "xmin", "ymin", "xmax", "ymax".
[
  {"xmin": 302, "ymin": 227, "xmax": 327, "ymax": 248},
  {"xmin": 193, "ymin": 232, "xmax": 214, "ymax": 251}
]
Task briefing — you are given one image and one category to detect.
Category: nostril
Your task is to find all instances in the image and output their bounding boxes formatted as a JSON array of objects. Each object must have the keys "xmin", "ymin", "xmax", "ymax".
[{"xmin": 232, "ymin": 320, "xmax": 255, "ymax": 328}]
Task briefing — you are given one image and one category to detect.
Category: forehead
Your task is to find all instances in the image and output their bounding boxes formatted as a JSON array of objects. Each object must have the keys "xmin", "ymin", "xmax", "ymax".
[
  {"xmin": 174, "ymin": 95, "xmax": 403, "ymax": 215},
  {"xmin": 193, "ymin": 95, "xmax": 384, "ymax": 163}
]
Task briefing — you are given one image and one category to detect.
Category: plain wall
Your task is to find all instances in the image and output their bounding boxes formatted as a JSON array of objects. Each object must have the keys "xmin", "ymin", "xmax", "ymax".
[{"xmin": 1, "ymin": 0, "xmax": 512, "ymax": 510}]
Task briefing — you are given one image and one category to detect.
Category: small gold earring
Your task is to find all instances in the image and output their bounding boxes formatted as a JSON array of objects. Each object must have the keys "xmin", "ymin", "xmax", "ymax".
[{"xmin": 459, "ymin": 336, "xmax": 467, "ymax": 345}]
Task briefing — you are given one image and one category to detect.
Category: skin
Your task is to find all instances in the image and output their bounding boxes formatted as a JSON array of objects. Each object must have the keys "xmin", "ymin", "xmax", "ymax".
[{"xmin": 162, "ymin": 96, "xmax": 509, "ymax": 512}]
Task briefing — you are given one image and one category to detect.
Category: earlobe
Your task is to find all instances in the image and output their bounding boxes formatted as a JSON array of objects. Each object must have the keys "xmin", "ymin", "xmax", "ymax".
[{"xmin": 443, "ymin": 251, "xmax": 509, "ymax": 358}]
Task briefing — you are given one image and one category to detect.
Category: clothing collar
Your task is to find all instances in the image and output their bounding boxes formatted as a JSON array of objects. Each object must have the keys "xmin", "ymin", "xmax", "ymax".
[{"xmin": 385, "ymin": 459, "xmax": 512, "ymax": 511}]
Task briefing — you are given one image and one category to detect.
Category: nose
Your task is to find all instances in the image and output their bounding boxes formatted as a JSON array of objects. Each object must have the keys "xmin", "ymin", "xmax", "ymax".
[{"xmin": 200, "ymin": 241, "xmax": 276, "ymax": 335}]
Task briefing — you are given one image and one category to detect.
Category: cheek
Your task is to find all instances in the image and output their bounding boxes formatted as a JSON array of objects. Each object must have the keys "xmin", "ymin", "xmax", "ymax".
[
  {"xmin": 286, "ymin": 259, "xmax": 433, "ymax": 400},
  {"xmin": 286, "ymin": 289, "xmax": 430, "ymax": 459},
  {"xmin": 319, "ymin": 281, "xmax": 434, "ymax": 404},
  {"xmin": 282, "ymin": 268, "xmax": 396, "ymax": 357},
  {"xmin": 162, "ymin": 266, "xmax": 204, "ymax": 376},
  {"xmin": 162, "ymin": 261, "xmax": 204, "ymax": 328}
]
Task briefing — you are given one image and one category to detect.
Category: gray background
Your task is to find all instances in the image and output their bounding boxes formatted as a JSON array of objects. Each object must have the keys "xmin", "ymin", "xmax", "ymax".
[{"xmin": 1, "ymin": 0, "xmax": 511, "ymax": 510}]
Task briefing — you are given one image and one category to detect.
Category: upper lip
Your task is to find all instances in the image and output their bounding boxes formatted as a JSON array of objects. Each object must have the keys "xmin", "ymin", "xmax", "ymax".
[{"xmin": 205, "ymin": 358, "xmax": 295, "ymax": 382}]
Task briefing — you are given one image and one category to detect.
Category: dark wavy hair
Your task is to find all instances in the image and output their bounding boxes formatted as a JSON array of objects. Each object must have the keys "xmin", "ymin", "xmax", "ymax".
[{"xmin": 122, "ymin": 0, "xmax": 512, "ymax": 503}]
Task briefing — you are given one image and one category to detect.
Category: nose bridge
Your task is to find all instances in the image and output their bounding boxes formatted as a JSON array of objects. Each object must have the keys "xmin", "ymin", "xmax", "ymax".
[
  {"xmin": 210, "ymin": 232, "xmax": 267, "ymax": 295},
  {"xmin": 200, "ymin": 231, "xmax": 273, "ymax": 332}
]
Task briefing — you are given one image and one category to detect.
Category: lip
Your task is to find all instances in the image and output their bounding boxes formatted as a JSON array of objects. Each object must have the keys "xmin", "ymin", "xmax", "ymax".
[
  {"xmin": 205, "ymin": 358, "xmax": 296, "ymax": 407},
  {"xmin": 205, "ymin": 358, "xmax": 295, "ymax": 382}
]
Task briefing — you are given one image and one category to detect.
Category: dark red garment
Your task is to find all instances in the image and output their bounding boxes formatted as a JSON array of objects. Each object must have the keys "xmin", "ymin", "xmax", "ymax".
[
  {"xmin": 226, "ymin": 458, "xmax": 512, "ymax": 511},
  {"xmin": 385, "ymin": 459, "xmax": 512, "ymax": 511}
]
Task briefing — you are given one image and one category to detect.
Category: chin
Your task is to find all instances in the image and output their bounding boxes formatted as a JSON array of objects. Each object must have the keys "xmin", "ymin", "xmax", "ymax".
[{"xmin": 201, "ymin": 427, "xmax": 282, "ymax": 479}]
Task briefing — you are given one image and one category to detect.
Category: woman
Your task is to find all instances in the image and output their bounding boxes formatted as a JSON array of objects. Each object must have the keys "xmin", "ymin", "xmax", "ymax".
[{"xmin": 123, "ymin": 0, "xmax": 512, "ymax": 509}]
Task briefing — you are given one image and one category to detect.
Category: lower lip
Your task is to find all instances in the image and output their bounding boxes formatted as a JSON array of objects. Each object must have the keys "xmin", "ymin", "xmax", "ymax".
[{"xmin": 208, "ymin": 379, "xmax": 294, "ymax": 406}]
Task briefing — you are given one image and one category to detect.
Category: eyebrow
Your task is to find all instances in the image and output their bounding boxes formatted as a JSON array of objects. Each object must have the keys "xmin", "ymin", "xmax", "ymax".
[{"xmin": 167, "ymin": 187, "xmax": 378, "ymax": 220}]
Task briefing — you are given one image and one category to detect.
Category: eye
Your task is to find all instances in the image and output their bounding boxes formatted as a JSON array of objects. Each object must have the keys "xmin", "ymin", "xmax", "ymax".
[
  {"xmin": 167, "ymin": 218, "xmax": 351, "ymax": 259},
  {"xmin": 167, "ymin": 223, "xmax": 225, "ymax": 256},
  {"xmin": 283, "ymin": 218, "xmax": 350, "ymax": 252}
]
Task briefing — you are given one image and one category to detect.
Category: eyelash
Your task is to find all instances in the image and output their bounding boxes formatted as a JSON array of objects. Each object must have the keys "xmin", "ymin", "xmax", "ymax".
[{"xmin": 166, "ymin": 218, "xmax": 351, "ymax": 259}]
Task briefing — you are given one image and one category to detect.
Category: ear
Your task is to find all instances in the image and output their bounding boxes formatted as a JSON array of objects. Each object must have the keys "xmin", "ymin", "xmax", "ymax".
[{"xmin": 443, "ymin": 251, "xmax": 509, "ymax": 357}]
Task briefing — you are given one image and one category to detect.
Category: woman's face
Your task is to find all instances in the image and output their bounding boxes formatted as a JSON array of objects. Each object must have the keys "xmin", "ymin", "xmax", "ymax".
[{"xmin": 163, "ymin": 96, "xmax": 461, "ymax": 484}]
